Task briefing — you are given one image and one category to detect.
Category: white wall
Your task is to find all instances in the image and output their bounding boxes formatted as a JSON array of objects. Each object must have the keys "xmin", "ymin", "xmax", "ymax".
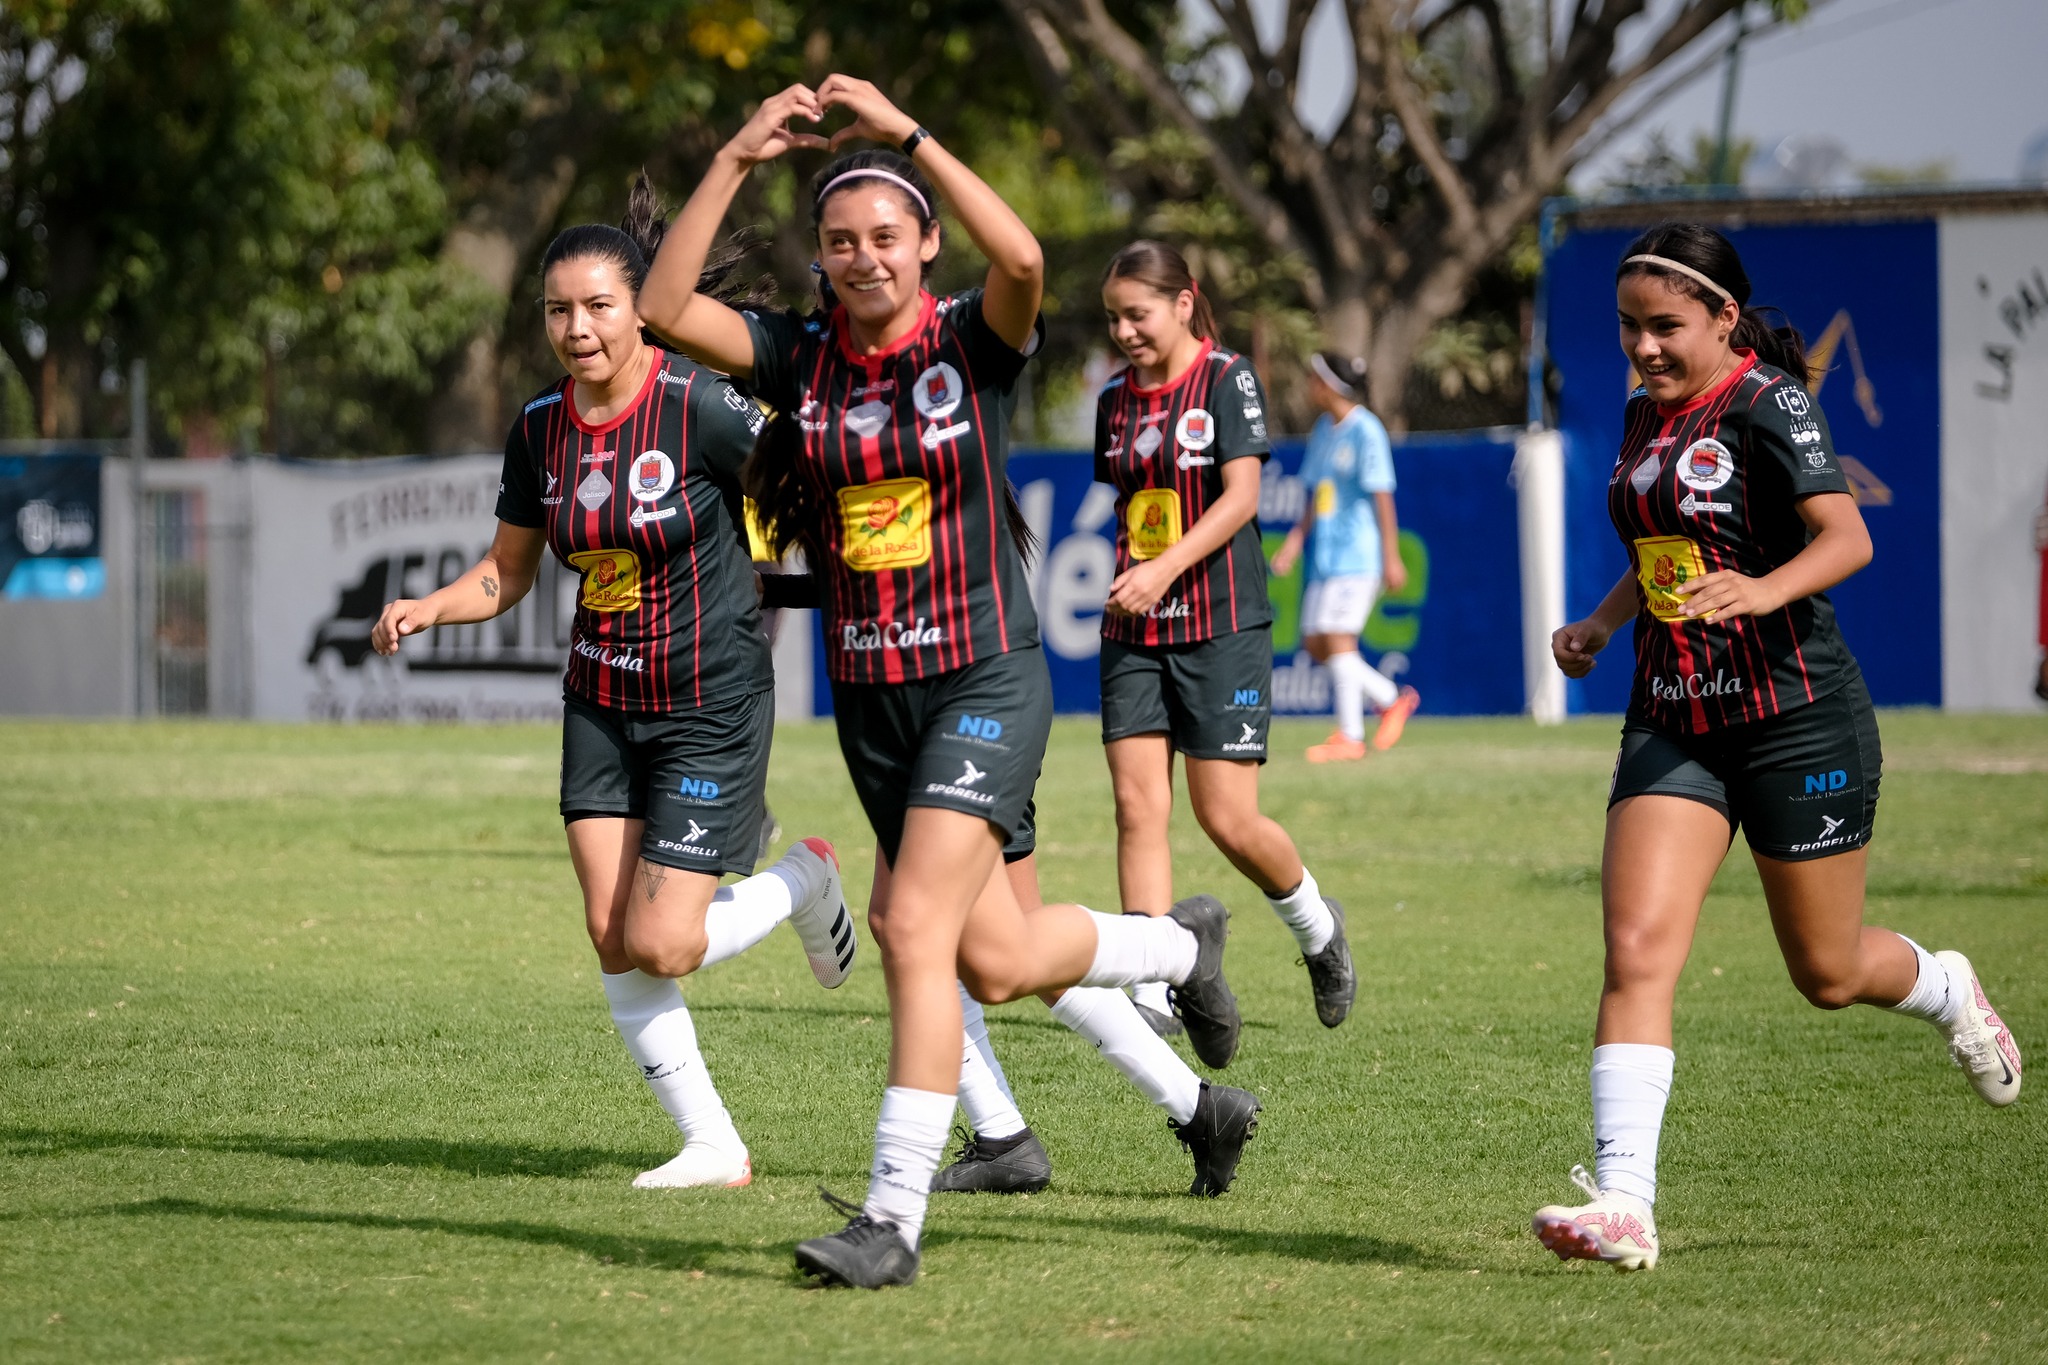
[{"xmin": 1940, "ymin": 212, "xmax": 2048, "ymax": 711}]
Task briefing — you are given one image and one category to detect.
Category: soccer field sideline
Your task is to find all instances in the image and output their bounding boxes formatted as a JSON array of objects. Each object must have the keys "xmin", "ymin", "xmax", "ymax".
[{"xmin": 2, "ymin": 713, "xmax": 2044, "ymax": 1363}]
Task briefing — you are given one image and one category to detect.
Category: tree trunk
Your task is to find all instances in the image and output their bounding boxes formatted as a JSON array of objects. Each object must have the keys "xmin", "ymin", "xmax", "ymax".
[
  {"xmin": 427, "ymin": 147, "xmax": 578, "ymax": 454},
  {"xmin": 37, "ymin": 338, "xmax": 92, "ymax": 440}
]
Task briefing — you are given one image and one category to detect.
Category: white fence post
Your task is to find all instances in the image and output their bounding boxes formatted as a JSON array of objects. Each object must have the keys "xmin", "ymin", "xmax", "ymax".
[{"xmin": 1514, "ymin": 427, "xmax": 1567, "ymax": 725}]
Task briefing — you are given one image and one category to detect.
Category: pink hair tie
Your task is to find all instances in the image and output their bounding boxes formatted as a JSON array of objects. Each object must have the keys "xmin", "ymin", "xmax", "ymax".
[{"xmin": 817, "ymin": 168, "xmax": 931, "ymax": 220}]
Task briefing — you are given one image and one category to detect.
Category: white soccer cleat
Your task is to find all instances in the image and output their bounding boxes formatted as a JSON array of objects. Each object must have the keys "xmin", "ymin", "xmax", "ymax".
[
  {"xmin": 1532, "ymin": 1164, "xmax": 1660, "ymax": 1271},
  {"xmin": 1937, "ymin": 950, "xmax": 2022, "ymax": 1107},
  {"xmin": 783, "ymin": 836, "xmax": 855, "ymax": 988},
  {"xmin": 633, "ymin": 1144, "xmax": 752, "ymax": 1189}
]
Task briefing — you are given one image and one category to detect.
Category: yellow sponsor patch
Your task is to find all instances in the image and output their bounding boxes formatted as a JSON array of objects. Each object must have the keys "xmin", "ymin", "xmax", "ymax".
[
  {"xmin": 838, "ymin": 477, "xmax": 931, "ymax": 571},
  {"xmin": 568, "ymin": 549, "xmax": 643, "ymax": 613},
  {"xmin": 1314, "ymin": 479, "xmax": 1337, "ymax": 517},
  {"xmin": 1126, "ymin": 487, "xmax": 1182, "ymax": 562},
  {"xmin": 1633, "ymin": 535, "xmax": 1706, "ymax": 623}
]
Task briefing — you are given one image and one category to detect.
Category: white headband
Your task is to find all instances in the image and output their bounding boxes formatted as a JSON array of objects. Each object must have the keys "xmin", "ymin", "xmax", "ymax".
[
  {"xmin": 1624, "ymin": 254, "xmax": 1735, "ymax": 305},
  {"xmin": 1308, "ymin": 352, "xmax": 1359, "ymax": 397},
  {"xmin": 818, "ymin": 168, "xmax": 931, "ymax": 220}
]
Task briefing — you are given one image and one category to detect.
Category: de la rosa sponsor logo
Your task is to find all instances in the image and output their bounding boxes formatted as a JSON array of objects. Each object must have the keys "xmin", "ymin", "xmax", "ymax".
[
  {"xmin": 1648, "ymin": 668, "xmax": 1745, "ymax": 701},
  {"xmin": 841, "ymin": 617, "xmax": 944, "ymax": 651}
]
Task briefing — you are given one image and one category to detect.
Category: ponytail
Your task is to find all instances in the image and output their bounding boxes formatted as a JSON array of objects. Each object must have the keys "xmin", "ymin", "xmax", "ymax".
[
  {"xmin": 1103, "ymin": 239, "xmax": 1219, "ymax": 343},
  {"xmin": 1616, "ymin": 222, "xmax": 1810, "ymax": 385}
]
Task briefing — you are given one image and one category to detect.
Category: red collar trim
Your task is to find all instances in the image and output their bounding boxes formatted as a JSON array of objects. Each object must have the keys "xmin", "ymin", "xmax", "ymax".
[
  {"xmin": 1655, "ymin": 350, "xmax": 1756, "ymax": 418},
  {"xmin": 567, "ymin": 348, "xmax": 664, "ymax": 437},
  {"xmin": 1125, "ymin": 338, "xmax": 1215, "ymax": 398},
  {"xmin": 834, "ymin": 292, "xmax": 938, "ymax": 367}
]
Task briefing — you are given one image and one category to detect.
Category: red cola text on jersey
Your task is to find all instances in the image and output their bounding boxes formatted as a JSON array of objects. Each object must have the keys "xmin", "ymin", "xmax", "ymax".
[
  {"xmin": 742, "ymin": 289, "xmax": 1041, "ymax": 685},
  {"xmin": 1608, "ymin": 351, "xmax": 1860, "ymax": 734},
  {"xmin": 495, "ymin": 350, "xmax": 773, "ymax": 713},
  {"xmin": 1094, "ymin": 340, "xmax": 1274, "ymax": 647}
]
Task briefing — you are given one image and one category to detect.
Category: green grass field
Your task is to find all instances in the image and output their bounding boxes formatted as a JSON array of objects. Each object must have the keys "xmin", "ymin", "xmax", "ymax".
[{"xmin": 3, "ymin": 712, "xmax": 2045, "ymax": 1363}]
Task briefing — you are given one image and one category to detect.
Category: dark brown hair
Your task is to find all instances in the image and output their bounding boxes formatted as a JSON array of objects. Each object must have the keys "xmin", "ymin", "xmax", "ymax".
[
  {"xmin": 1102, "ymin": 240, "xmax": 1219, "ymax": 343},
  {"xmin": 1616, "ymin": 223, "xmax": 1809, "ymax": 385}
]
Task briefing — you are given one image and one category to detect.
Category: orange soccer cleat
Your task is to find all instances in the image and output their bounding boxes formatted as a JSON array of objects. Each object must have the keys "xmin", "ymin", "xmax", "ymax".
[
  {"xmin": 1305, "ymin": 732, "xmax": 1369, "ymax": 764},
  {"xmin": 1372, "ymin": 685, "xmax": 1421, "ymax": 751}
]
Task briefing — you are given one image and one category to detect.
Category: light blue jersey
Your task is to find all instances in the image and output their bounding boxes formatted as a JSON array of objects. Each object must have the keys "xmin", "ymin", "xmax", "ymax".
[{"xmin": 1299, "ymin": 407, "xmax": 1395, "ymax": 581}]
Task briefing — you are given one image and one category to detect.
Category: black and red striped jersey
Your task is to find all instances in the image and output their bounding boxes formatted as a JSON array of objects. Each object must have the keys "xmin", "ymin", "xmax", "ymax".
[
  {"xmin": 1608, "ymin": 352, "xmax": 1859, "ymax": 734},
  {"xmin": 495, "ymin": 349, "xmax": 772, "ymax": 713},
  {"xmin": 741, "ymin": 289, "xmax": 1041, "ymax": 685},
  {"xmin": 1094, "ymin": 341, "xmax": 1273, "ymax": 646}
]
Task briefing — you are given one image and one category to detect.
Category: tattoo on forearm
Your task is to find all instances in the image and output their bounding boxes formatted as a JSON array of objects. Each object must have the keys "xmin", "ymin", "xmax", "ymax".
[
  {"xmin": 639, "ymin": 861, "xmax": 667, "ymax": 903},
  {"xmin": 481, "ymin": 575, "xmax": 498, "ymax": 599}
]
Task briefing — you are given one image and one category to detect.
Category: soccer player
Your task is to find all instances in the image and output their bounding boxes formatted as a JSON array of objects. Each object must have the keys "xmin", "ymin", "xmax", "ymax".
[
  {"xmin": 368, "ymin": 184, "xmax": 855, "ymax": 1192},
  {"xmin": 1269, "ymin": 351, "xmax": 1419, "ymax": 762},
  {"xmin": 638, "ymin": 78, "xmax": 1246, "ymax": 1289},
  {"xmin": 1093, "ymin": 241, "xmax": 1356, "ymax": 1034},
  {"xmin": 1533, "ymin": 223, "xmax": 2023, "ymax": 1272}
]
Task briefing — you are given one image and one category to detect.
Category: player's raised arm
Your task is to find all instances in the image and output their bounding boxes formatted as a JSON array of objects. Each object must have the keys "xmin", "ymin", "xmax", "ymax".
[
  {"xmin": 816, "ymin": 75, "xmax": 1042, "ymax": 352},
  {"xmin": 639, "ymin": 85, "xmax": 828, "ymax": 376}
]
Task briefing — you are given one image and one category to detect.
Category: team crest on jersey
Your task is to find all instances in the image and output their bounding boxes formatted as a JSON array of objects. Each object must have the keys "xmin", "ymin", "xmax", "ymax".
[
  {"xmin": 1133, "ymin": 425, "xmax": 1164, "ymax": 460},
  {"xmin": 567, "ymin": 549, "xmax": 642, "ymax": 613},
  {"xmin": 912, "ymin": 362, "xmax": 963, "ymax": 420},
  {"xmin": 630, "ymin": 450, "xmax": 675, "ymax": 504},
  {"xmin": 838, "ymin": 477, "xmax": 931, "ymax": 571},
  {"xmin": 1676, "ymin": 438, "xmax": 1733, "ymax": 492},
  {"xmin": 1176, "ymin": 408, "xmax": 1215, "ymax": 452}
]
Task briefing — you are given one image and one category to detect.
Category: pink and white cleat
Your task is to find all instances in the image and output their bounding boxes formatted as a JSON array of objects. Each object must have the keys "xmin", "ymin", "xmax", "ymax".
[
  {"xmin": 781, "ymin": 837, "xmax": 855, "ymax": 988},
  {"xmin": 1532, "ymin": 1165, "xmax": 1659, "ymax": 1271},
  {"xmin": 632, "ymin": 1144, "xmax": 753, "ymax": 1190},
  {"xmin": 1937, "ymin": 951, "xmax": 2022, "ymax": 1107}
]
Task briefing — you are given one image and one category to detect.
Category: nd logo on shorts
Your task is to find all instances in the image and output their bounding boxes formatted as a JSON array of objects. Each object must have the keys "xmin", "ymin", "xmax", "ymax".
[
  {"xmin": 839, "ymin": 477, "xmax": 931, "ymax": 571},
  {"xmin": 1632, "ymin": 535, "xmax": 1704, "ymax": 623},
  {"xmin": 567, "ymin": 548, "xmax": 642, "ymax": 612},
  {"xmin": 1126, "ymin": 487, "xmax": 1182, "ymax": 561}
]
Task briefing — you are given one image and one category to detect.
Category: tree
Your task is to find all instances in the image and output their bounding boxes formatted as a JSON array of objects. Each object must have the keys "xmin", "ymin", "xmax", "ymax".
[{"xmin": 998, "ymin": 0, "xmax": 1817, "ymax": 425}]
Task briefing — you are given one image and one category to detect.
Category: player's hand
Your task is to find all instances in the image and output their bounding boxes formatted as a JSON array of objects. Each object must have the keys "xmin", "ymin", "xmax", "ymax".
[
  {"xmin": 1269, "ymin": 530, "xmax": 1301, "ymax": 576},
  {"xmin": 1675, "ymin": 570, "xmax": 1781, "ymax": 621},
  {"xmin": 1383, "ymin": 551, "xmax": 1409, "ymax": 595},
  {"xmin": 1551, "ymin": 617, "xmax": 1611, "ymax": 678},
  {"xmin": 817, "ymin": 75, "xmax": 918, "ymax": 150},
  {"xmin": 371, "ymin": 598, "xmax": 439, "ymax": 656},
  {"xmin": 1104, "ymin": 560, "xmax": 1176, "ymax": 618},
  {"xmin": 724, "ymin": 85, "xmax": 828, "ymax": 167}
]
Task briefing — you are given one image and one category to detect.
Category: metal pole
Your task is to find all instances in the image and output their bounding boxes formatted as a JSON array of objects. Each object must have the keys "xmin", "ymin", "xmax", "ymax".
[
  {"xmin": 129, "ymin": 358, "xmax": 150, "ymax": 718},
  {"xmin": 1711, "ymin": 5, "xmax": 1749, "ymax": 187}
]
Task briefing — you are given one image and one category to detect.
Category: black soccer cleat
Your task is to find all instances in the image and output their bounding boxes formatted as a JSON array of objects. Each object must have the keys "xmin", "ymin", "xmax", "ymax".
[
  {"xmin": 1170, "ymin": 1081, "xmax": 1261, "ymax": 1197},
  {"xmin": 930, "ymin": 1125, "xmax": 1052, "ymax": 1194},
  {"xmin": 1303, "ymin": 897, "xmax": 1356, "ymax": 1028},
  {"xmin": 1166, "ymin": 894, "xmax": 1242, "ymax": 1068},
  {"xmin": 794, "ymin": 1189, "xmax": 919, "ymax": 1289},
  {"xmin": 1134, "ymin": 1000, "xmax": 1186, "ymax": 1038}
]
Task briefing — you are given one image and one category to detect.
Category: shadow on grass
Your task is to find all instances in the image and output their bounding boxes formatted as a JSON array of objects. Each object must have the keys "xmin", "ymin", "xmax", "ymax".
[
  {"xmin": 929, "ymin": 1209, "xmax": 1438, "ymax": 1269},
  {"xmin": 94, "ymin": 1197, "xmax": 778, "ymax": 1280},
  {"xmin": 2, "ymin": 1126, "xmax": 641, "ymax": 1180}
]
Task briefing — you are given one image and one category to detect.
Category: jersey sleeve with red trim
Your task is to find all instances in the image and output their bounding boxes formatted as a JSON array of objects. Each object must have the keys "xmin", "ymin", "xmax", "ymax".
[
  {"xmin": 945, "ymin": 288, "xmax": 1044, "ymax": 390},
  {"xmin": 494, "ymin": 391, "xmax": 558, "ymax": 528},
  {"xmin": 692, "ymin": 371, "xmax": 767, "ymax": 482},
  {"xmin": 1747, "ymin": 375, "xmax": 1850, "ymax": 497},
  {"xmin": 741, "ymin": 307, "xmax": 815, "ymax": 414},
  {"xmin": 1212, "ymin": 354, "xmax": 1271, "ymax": 465}
]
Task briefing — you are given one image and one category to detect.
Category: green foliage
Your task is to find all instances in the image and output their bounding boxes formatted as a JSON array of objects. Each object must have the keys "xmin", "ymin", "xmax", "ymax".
[{"xmin": 2, "ymin": 713, "xmax": 2045, "ymax": 1359}]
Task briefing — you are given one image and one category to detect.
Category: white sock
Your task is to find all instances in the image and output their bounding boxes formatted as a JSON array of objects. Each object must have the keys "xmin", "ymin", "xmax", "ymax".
[
  {"xmin": 865, "ymin": 1086, "xmax": 955, "ymax": 1251},
  {"xmin": 1266, "ymin": 867, "xmax": 1335, "ymax": 956},
  {"xmin": 1354, "ymin": 651, "xmax": 1401, "ymax": 710},
  {"xmin": 1130, "ymin": 979, "xmax": 1173, "ymax": 1017},
  {"xmin": 1327, "ymin": 650, "xmax": 1368, "ymax": 742},
  {"xmin": 1051, "ymin": 987, "xmax": 1202, "ymax": 1124},
  {"xmin": 699, "ymin": 871, "xmax": 795, "ymax": 968},
  {"xmin": 602, "ymin": 969, "xmax": 743, "ymax": 1152},
  {"xmin": 957, "ymin": 986, "xmax": 1026, "ymax": 1139},
  {"xmin": 1590, "ymin": 1042, "xmax": 1674, "ymax": 1206},
  {"xmin": 1887, "ymin": 935, "xmax": 1964, "ymax": 1030},
  {"xmin": 1078, "ymin": 910, "xmax": 1199, "ymax": 988}
]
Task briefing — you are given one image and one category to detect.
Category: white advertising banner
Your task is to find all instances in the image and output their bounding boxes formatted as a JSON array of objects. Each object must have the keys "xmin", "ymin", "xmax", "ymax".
[
  {"xmin": 1940, "ymin": 212, "xmax": 2048, "ymax": 711},
  {"xmin": 247, "ymin": 456, "xmax": 574, "ymax": 722}
]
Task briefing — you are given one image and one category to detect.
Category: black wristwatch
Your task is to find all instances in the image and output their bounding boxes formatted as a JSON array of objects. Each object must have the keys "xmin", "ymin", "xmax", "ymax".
[{"xmin": 900, "ymin": 126, "xmax": 932, "ymax": 158}]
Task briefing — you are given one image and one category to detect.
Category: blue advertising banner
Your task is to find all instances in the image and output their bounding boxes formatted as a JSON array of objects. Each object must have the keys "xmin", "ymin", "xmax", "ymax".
[
  {"xmin": 1543, "ymin": 217, "xmax": 1941, "ymax": 711},
  {"xmin": 811, "ymin": 432, "xmax": 1525, "ymax": 717},
  {"xmin": 0, "ymin": 454, "xmax": 105, "ymax": 599}
]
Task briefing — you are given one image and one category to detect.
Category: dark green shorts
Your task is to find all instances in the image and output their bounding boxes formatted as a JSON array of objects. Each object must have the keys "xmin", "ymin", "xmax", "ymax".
[
  {"xmin": 1004, "ymin": 799, "xmax": 1036, "ymax": 865},
  {"xmin": 560, "ymin": 688, "xmax": 773, "ymax": 877},
  {"xmin": 1610, "ymin": 673, "xmax": 1882, "ymax": 862},
  {"xmin": 1099, "ymin": 629, "xmax": 1273, "ymax": 762},
  {"xmin": 830, "ymin": 647, "xmax": 1053, "ymax": 864}
]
